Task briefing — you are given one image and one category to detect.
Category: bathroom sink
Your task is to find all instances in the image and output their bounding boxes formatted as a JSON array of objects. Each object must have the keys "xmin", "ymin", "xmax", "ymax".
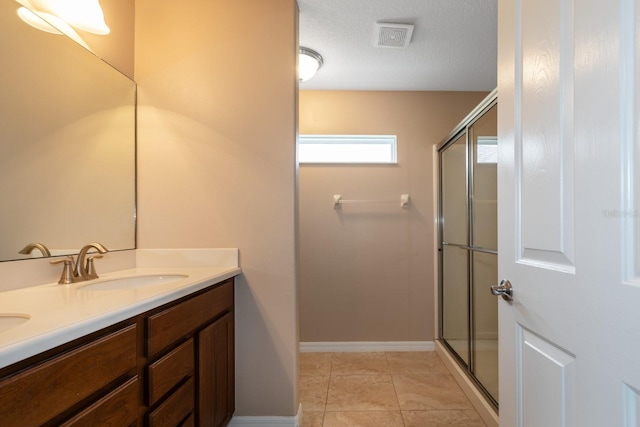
[
  {"xmin": 78, "ymin": 274, "xmax": 188, "ymax": 291},
  {"xmin": 0, "ymin": 313, "xmax": 30, "ymax": 333}
]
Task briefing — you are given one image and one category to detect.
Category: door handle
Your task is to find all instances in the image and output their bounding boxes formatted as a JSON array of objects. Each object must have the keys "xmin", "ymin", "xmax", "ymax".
[{"xmin": 491, "ymin": 279, "xmax": 513, "ymax": 302}]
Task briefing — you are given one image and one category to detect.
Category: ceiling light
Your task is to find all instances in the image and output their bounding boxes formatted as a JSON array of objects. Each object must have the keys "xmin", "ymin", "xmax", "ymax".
[
  {"xmin": 16, "ymin": 5, "xmax": 91, "ymax": 50},
  {"xmin": 17, "ymin": 6, "xmax": 63, "ymax": 34},
  {"xmin": 299, "ymin": 47, "xmax": 323, "ymax": 82},
  {"xmin": 15, "ymin": 0, "xmax": 110, "ymax": 35}
]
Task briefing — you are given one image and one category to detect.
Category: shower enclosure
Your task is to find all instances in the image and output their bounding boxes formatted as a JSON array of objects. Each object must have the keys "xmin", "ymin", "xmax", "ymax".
[{"xmin": 438, "ymin": 91, "xmax": 498, "ymax": 409}]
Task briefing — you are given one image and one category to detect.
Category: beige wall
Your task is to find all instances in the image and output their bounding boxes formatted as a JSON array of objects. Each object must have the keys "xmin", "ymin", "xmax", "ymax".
[
  {"xmin": 298, "ymin": 91, "xmax": 487, "ymax": 342},
  {"xmin": 85, "ymin": 0, "xmax": 135, "ymax": 78},
  {"xmin": 135, "ymin": 0, "xmax": 298, "ymax": 417}
]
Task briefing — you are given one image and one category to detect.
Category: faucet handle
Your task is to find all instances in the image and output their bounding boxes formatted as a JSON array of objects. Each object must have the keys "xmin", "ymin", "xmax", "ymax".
[
  {"xmin": 50, "ymin": 256, "xmax": 77, "ymax": 284},
  {"xmin": 86, "ymin": 255, "xmax": 104, "ymax": 280}
]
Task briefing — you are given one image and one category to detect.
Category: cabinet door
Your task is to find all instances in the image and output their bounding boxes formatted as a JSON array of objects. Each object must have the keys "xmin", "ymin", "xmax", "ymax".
[{"xmin": 198, "ymin": 312, "xmax": 234, "ymax": 427}]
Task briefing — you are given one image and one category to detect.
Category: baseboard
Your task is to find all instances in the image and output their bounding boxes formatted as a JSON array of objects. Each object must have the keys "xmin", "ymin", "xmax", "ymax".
[
  {"xmin": 435, "ymin": 341, "xmax": 499, "ymax": 427},
  {"xmin": 229, "ymin": 404, "xmax": 302, "ymax": 427},
  {"xmin": 299, "ymin": 341, "xmax": 435, "ymax": 352}
]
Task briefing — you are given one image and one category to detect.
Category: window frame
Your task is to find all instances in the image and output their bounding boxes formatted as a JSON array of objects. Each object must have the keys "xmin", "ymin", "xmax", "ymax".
[{"xmin": 298, "ymin": 134, "xmax": 398, "ymax": 165}]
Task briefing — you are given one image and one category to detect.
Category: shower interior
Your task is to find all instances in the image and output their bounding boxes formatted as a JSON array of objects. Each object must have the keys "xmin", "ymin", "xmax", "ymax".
[{"xmin": 438, "ymin": 91, "xmax": 498, "ymax": 410}]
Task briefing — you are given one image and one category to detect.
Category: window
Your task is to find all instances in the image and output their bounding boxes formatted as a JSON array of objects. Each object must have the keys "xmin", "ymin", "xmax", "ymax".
[
  {"xmin": 298, "ymin": 135, "xmax": 397, "ymax": 164},
  {"xmin": 476, "ymin": 136, "xmax": 497, "ymax": 164}
]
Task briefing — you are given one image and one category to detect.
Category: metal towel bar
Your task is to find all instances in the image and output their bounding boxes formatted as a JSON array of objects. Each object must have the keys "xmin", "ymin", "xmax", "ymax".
[{"xmin": 333, "ymin": 194, "xmax": 410, "ymax": 209}]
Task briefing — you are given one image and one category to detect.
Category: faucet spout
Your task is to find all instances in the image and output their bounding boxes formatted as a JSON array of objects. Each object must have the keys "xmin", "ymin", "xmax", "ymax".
[
  {"xmin": 75, "ymin": 242, "xmax": 108, "ymax": 280},
  {"xmin": 19, "ymin": 242, "xmax": 51, "ymax": 258}
]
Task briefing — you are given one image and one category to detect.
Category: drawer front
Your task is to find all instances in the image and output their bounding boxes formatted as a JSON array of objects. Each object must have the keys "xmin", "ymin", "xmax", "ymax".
[
  {"xmin": 61, "ymin": 376, "xmax": 139, "ymax": 427},
  {"xmin": 0, "ymin": 324, "xmax": 137, "ymax": 427},
  {"xmin": 147, "ymin": 377, "xmax": 194, "ymax": 427},
  {"xmin": 180, "ymin": 413, "xmax": 195, "ymax": 427},
  {"xmin": 148, "ymin": 338, "xmax": 194, "ymax": 405},
  {"xmin": 147, "ymin": 280, "xmax": 233, "ymax": 356}
]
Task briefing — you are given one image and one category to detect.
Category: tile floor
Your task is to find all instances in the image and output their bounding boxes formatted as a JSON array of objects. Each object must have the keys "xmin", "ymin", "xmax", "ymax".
[{"xmin": 299, "ymin": 352, "xmax": 487, "ymax": 427}]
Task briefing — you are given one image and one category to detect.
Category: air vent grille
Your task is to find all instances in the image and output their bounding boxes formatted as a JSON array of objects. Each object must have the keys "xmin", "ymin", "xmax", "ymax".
[{"xmin": 373, "ymin": 23, "xmax": 415, "ymax": 49}]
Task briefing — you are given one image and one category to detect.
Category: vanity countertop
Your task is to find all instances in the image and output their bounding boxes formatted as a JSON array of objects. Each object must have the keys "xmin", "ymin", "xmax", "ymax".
[{"xmin": 0, "ymin": 249, "xmax": 241, "ymax": 370}]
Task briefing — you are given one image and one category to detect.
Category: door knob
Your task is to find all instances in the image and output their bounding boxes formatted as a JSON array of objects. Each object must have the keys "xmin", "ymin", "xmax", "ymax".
[{"xmin": 491, "ymin": 279, "xmax": 513, "ymax": 302}]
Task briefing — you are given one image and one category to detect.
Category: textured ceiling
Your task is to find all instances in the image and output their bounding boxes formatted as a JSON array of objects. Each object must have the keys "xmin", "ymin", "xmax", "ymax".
[{"xmin": 298, "ymin": 0, "xmax": 497, "ymax": 91}]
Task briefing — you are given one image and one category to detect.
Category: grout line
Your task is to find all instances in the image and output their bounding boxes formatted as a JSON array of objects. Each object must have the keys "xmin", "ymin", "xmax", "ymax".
[
  {"xmin": 323, "ymin": 352, "xmax": 333, "ymax": 415},
  {"xmin": 384, "ymin": 352, "xmax": 406, "ymax": 426}
]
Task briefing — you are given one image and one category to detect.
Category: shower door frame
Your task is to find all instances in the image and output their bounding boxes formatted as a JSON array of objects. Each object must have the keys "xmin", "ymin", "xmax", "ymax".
[{"xmin": 436, "ymin": 89, "xmax": 498, "ymax": 411}]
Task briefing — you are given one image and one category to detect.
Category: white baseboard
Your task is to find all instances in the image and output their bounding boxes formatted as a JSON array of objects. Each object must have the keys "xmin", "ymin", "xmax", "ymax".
[
  {"xmin": 299, "ymin": 341, "xmax": 435, "ymax": 353},
  {"xmin": 229, "ymin": 404, "xmax": 302, "ymax": 427}
]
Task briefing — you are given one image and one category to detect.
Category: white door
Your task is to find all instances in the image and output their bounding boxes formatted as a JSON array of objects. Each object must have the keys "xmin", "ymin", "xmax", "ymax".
[{"xmin": 497, "ymin": 0, "xmax": 640, "ymax": 425}]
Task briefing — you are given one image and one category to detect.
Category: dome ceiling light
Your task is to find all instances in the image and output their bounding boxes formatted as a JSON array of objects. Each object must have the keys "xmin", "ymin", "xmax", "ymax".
[{"xmin": 299, "ymin": 47, "xmax": 323, "ymax": 82}]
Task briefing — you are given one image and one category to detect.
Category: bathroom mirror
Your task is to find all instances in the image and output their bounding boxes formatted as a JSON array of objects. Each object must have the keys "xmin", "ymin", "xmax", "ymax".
[{"xmin": 0, "ymin": 1, "xmax": 136, "ymax": 261}]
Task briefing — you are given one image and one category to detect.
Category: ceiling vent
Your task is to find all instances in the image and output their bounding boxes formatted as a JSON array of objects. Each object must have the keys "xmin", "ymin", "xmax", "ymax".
[{"xmin": 373, "ymin": 22, "xmax": 415, "ymax": 49}]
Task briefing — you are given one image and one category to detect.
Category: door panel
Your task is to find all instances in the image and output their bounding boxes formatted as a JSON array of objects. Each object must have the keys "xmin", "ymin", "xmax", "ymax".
[
  {"xmin": 472, "ymin": 251, "xmax": 498, "ymax": 401},
  {"xmin": 499, "ymin": 0, "xmax": 640, "ymax": 425},
  {"xmin": 441, "ymin": 134, "xmax": 468, "ymax": 246},
  {"xmin": 520, "ymin": 0, "xmax": 575, "ymax": 271},
  {"xmin": 471, "ymin": 105, "xmax": 498, "ymax": 251},
  {"xmin": 519, "ymin": 327, "xmax": 576, "ymax": 427},
  {"xmin": 441, "ymin": 245, "xmax": 469, "ymax": 364}
]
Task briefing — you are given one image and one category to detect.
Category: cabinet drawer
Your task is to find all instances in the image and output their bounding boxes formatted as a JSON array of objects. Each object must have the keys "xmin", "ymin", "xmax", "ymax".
[
  {"xmin": 148, "ymin": 338, "xmax": 194, "ymax": 405},
  {"xmin": 61, "ymin": 376, "xmax": 139, "ymax": 427},
  {"xmin": 0, "ymin": 324, "xmax": 137, "ymax": 427},
  {"xmin": 180, "ymin": 413, "xmax": 195, "ymax": 427},
  {"xmin": 147, "ymin": 280, "xmax": 233, "ymax": 356},
  {"xmin": 147, "ymin": 377, "xmax": 194, "ymax": 427}
]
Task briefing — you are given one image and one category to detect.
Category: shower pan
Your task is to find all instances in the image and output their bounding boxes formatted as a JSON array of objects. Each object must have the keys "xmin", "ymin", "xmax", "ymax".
[{"xmin": 437, "ymin": 90, "xmax": 498, "ymax": 409}]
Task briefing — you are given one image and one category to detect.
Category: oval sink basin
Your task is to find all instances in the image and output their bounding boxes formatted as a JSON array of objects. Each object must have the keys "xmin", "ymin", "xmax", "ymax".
[
  {"xmin": 0, "ymin": 313, "xmax": 30, "ymax": 333},
  {"xmin": 78, "ymin": 274, "xmax": 188, "ymax": 291}
]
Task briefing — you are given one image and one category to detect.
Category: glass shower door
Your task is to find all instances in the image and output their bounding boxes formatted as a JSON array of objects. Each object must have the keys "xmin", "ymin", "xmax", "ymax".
[
  {"xmin": 438, "ymin": 96, "xmax": 498, "ymax": 409},
  {"xmin": 440, "ymin": 133, "xmax": 469, "ymax": 365},
  {"xmin": 470, "ymin": 104, "xmax": 498, "ymax": 402}
]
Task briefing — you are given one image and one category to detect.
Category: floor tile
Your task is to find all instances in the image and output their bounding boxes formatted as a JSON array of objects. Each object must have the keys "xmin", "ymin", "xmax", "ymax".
[
  {"xmin": 385, "ymin": 351, "xmax": 449, "ymax": 375},
  {"xmin": 300, "ymin": 352, "xmax": 333, "ymax": 377},
  {"xmin": 326, "ymin": 375, "xmax": 399, "ymax": 411},
  {"xmin": 330, "ymin": 352, "xmax": 389, "ymax": 375},
  {"xmin": 323, "ymin": 411, "xmax": 404, "ymax": 427},
  {"xmin": 302, "ymin": 411, "xmax": 324, "ymax": 427},
  {"xmin": 393, "ymin": 374, "xmax": 473, "ymax": 410},
  {"xmin": 299, "ymin": 376, "xmax": 330, "ymax": 411},
  {"xmin": 402, "ymin": 409, "xmax": 487, "ymax": 426}
]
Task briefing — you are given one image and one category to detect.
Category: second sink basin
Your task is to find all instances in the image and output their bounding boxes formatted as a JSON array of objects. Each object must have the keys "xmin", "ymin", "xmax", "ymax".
[
  {"xmin": 0, "ymin": 313, "xmax": 30, "ymax": 333},
  {"xmin": 78, "ymin": 274, "xmax": 188, "ymax": 291}
]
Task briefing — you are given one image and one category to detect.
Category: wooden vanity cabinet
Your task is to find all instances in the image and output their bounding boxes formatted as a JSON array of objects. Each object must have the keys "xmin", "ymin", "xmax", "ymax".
[
  {"xmin": 146, "ymin": 279, "xmax": 235, "ymax": 427},
  {"xmin": 0, "ymin": 322, "xmax": 139, "ymax": 427},
  {"xmin": 198, "ymin": 312, "xmax": 234, "ymax": 427},
  {"xmin": 0, "ymin": 278, "xmax": 235, "ymax": 427}
]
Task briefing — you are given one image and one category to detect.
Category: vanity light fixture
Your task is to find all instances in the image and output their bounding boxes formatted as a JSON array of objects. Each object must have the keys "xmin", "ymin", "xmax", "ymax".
[
  {"xmin": 44, "ymin": 0, "xmax": 110, "ymax": 35},
  {"xmin": 299, "ymin": 47, "xmax": 323, "ymax": 82},
  {"xmin": 15, "ymin": 0, "xmax": 110, "ymax": 44}
]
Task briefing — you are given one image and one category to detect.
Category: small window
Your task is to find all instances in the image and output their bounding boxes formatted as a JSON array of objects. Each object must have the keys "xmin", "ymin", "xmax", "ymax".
[
  {"xmin": 476, "ymin": 136, "xmax": 497, "ymax": 164},
  {"xmin": 298, "ymin": 135, "xmax": 397, "ymax": 164}
]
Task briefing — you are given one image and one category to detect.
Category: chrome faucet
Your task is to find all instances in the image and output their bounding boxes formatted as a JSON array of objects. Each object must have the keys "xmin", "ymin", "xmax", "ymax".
[
  {"xmin": 74, "ymin": 242, "xmax": 109, "ymax": 281},
  {"xmin": 19, "ymin": 242, "xmax": 51, "ymax": 258}
]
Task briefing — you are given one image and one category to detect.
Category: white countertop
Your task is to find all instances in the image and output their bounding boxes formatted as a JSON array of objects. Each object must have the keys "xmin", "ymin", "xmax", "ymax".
[{"xmin": 0, "ymin": 249, "xmax": 241, "ymax": 369}]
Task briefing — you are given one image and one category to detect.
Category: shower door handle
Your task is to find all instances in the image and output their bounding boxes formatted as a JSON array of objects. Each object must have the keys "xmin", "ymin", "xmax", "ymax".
[{"xmin": 491, "ymin": 280, "xmax": 513, "ymax": 302}]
